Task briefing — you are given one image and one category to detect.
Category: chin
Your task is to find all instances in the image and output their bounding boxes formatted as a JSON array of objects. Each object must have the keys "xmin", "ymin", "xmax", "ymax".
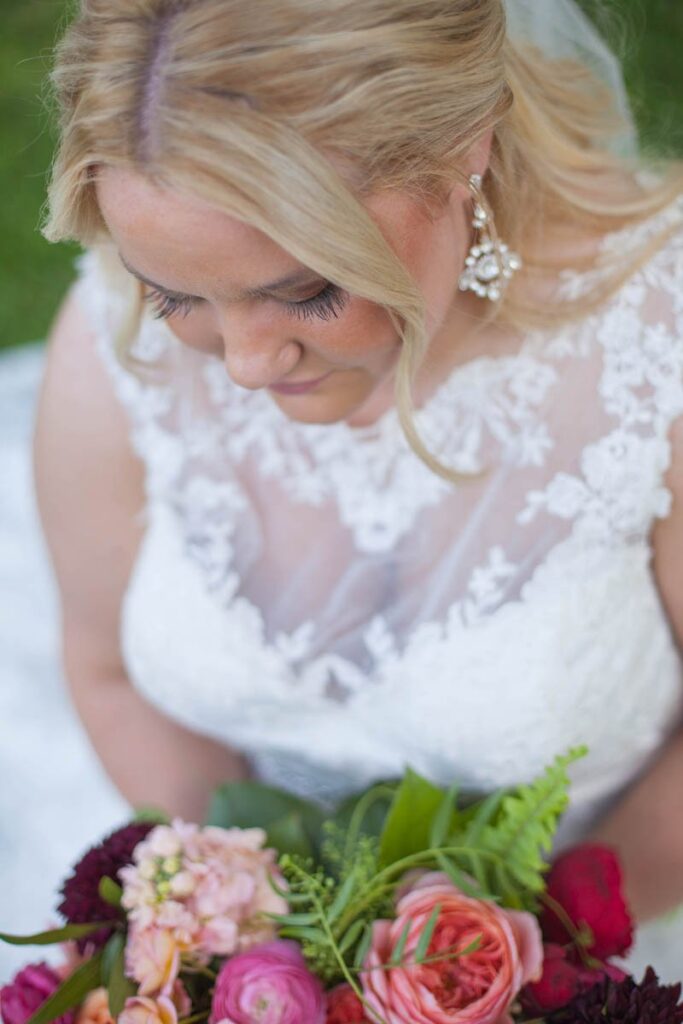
[{"xmin": 268, "ymin": 389, "xmax": 370, "ymax": 426}]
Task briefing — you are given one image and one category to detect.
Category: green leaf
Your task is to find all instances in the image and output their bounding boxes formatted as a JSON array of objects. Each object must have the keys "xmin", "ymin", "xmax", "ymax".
[
  {"xmin": 267, "ymin": 910, "xmax": 321, "ymax": 927},
  {"xmin": 379, "ymin": 769, "xmax": 445, "ymax": 867},
  {"xmin": 354, "ymin": 925, "xmax": 373, "ymax": 970},
  {"xmin": 429, "ymin": 782, "xmax": 460, "ymax": 848},
  {"xmin": 206, "ymin": 782, "xmax": 324, "ymax": 855},
  {"xmin": 101, "ymin": 933, "xmax": 122, "ymax": 986},
  {"xmin": 332, "ymin": 783, "xmax": 396, "ymax": 841},
  {"xmin": 25, "ymin": 952, "xmax": 103, "ymax": 1024},
  {"xmin": 132, "ymin": 805, "xmax": 171, "ymax": 825},
  {"xmin": 434, "ymin": 853, "xmax": 484, "ymax": 899},
  {"xmin": 278, "ymin": 925, "xmax": 328, "ymax": 944},
  {"xmin": 415, "ymin": 903, "xmax": 441, "ymax": 962},
  {"xmin": 106, "ymin": 935, "xmax": 137, "ymax": 1017},
  {"xmin": 338, "ymin": 918, "xmax": 367, "ymax": 955},
  {"xmin": 266, "ymin": 812, "xmax": 313, "ymax": 859},
  {"xmin": 98, "ymin": 877, "xmax": 123, "ymax": 909},
  {"xmin": 389, "ymin": 919, "xmax": 412, "ymax": 966},
  {"xmin": 327, "ymin": 871, "xmax": 359, "ymax": 925},
  {"xmin": 457, "ymin": 933, "xmax": 483, "ymax": 957},
  {"xmin": 0, "ymin": 922, "xmax": 117, "ymax": 947},
  {"xmin": 462, "ymin": 791, "xmax": 506, "ymax": 846}
]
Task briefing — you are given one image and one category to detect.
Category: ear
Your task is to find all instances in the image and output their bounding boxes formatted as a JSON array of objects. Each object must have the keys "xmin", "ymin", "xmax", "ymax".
[{"xmin": 466, "ymin": 129, "xmax": 495, "ymax": 179}]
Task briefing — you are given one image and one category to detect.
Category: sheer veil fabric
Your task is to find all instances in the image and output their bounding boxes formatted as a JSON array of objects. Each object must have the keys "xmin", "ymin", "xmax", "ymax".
[{"xmin": 504, "ymin": 0, "xmax": 638, "ymax": 156}]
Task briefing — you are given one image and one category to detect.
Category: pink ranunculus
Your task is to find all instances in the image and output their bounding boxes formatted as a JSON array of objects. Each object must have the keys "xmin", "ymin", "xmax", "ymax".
[
  {"xmin": 362, "ymin": 872, "xmax": 544, "ymax": 1024},
  {"xmin": 125, "ymin": 926, "xmax": 181, "ymax": 996},
  {"xmin": 209, "ymin": 939, "xmax": 326, "ymax": 1024},
  {"xmin": 0, "ymin": 963, "xmax": 74, "ymax": 1024}
]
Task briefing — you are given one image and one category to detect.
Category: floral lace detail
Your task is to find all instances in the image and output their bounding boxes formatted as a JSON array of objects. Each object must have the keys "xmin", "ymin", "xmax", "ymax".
[{"xmin": 199, "ymin": 352, "xmax": 557, "ymax": 553}]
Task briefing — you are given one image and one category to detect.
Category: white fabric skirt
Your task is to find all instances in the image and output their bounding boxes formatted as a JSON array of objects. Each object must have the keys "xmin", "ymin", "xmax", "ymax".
[{"xmin": 0, "ymin": 343, "xmax": 681, "ymax": 984}]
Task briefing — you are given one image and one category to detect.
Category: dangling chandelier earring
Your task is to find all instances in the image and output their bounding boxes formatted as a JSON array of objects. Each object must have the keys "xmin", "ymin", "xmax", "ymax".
[{"xmin": 458, "ymin": 174, "xmax": 522, "ymax": 302}]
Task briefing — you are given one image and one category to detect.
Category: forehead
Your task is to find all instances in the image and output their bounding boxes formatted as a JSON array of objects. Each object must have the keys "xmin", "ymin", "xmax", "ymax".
[
  {"xmin": 95, "ymin": 165, "xmax": 435, "ymax": 294},
  {"xmin": 96, "ymin": 166, "xmax": 273, "ymax": 277}
]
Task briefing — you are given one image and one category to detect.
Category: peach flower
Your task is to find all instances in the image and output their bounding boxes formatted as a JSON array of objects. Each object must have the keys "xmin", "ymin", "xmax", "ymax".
[
  {"xmin": 119, "ymin": 995, "xmax": 178, "ymax": 1024},
  {"xmin": 362, "ymin": 872, "xmax": 543, "ymax": 1024},
  {"xmin": 75, "ymin": 988, "xmax": 114, "ymax": 1024},
  {"xmin": 125, "ymin": 926, "xmax": 181, "ymax": 996}
]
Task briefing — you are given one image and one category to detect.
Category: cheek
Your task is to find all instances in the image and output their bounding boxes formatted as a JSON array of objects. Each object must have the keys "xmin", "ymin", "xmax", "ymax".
[
  {"xmin": 163, "ymin": 303, "xmax": 223, "ymax": 356},
  {"xmin": 316, "ymin": 297, "xmax": 400, "ymax": 367}
]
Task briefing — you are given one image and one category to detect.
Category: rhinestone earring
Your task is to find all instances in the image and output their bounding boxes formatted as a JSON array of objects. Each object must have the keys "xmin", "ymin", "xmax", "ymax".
[{"xmin": 458, "ymin": 174, "xmax": 522, "ymax": 302}]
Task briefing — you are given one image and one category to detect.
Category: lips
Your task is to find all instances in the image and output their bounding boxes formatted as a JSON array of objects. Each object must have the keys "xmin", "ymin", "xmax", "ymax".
[{"xmin": 269, "ymin": 371, "xmax": 333, "ymax": 396}]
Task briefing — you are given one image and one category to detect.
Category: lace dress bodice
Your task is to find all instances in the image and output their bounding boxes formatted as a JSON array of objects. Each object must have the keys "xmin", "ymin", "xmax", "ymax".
[{"xmin": 74, "ymin": 197, "xmax": 683, "ymax": 854}]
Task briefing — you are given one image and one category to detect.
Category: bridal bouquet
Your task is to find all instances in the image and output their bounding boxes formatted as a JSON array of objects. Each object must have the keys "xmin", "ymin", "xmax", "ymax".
[{"xmin": 3, "ymin": 749, "xmax": 683, "ymax": 1024}]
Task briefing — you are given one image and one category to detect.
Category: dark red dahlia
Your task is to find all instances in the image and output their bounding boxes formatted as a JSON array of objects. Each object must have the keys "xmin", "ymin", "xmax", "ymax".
[
  {"xmin": 57, "ymin": 821, "xmax": 154, "ymax": 951},
  {"xmin": 547, "ymin": 966, "xmax": 683, "ymax": 1023}
]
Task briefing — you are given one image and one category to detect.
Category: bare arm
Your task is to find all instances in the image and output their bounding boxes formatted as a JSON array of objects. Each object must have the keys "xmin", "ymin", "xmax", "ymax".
[
  {"xmin": 588, "ymin": 414, "xmax": 683, "ymax": 924},
  {"xmin": 33, "ymin": 286, "xmax": 249, "ymax": 823}
]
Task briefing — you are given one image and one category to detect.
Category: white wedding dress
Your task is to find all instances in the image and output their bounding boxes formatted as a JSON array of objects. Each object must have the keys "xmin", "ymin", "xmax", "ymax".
[{"xmin": 2, "ymin": 194, "xmax": 683, "ymax": 983}]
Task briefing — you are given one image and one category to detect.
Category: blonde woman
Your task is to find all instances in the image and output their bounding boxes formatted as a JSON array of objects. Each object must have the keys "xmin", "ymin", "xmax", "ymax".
[{"xmin": 30, "ymin": 0, "xmax": 683, "ymax": 978}]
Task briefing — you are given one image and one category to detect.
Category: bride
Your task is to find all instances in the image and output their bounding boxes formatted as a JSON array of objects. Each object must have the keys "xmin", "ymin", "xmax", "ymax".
[{"xmin": 18, "ymin": 0, "xmax": 683, "ymax": 981}]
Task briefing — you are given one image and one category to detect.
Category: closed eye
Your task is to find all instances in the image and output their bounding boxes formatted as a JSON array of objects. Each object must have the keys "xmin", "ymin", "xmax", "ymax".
[{"xmin": 142, "ymin": 282, "xmax": 348, "ymax": 323}]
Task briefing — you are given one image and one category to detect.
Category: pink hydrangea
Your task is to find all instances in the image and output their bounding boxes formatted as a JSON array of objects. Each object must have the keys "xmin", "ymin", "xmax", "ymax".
[
  {"xmin": 209, "ymin": 940, "xmax": 325, "ymax": 1024},
  {"xmin": 119, "ymin": 820, "xmax": 288, "ymax": 963}
]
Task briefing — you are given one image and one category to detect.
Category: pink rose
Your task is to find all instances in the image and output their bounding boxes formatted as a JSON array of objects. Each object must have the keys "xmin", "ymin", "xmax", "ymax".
[
  {"xmin": 362, "ymin": 872, "xmax": 543, "ymax": 1024},
  {"xmin": 209, "ymin": 940, "xmax": 325, "ymax": 1024},
  {"xmin": 0, "ymin": 963, "xmax": 74, "ymax": 1024}
]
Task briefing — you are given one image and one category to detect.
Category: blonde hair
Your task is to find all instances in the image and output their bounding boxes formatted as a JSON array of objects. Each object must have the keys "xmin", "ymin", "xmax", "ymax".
[{"xmin": 44, "ymin": 0, "xmax": 683, "ymax": 480}]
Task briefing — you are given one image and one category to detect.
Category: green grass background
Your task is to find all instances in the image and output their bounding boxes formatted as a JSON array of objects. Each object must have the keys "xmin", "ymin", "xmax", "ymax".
[{"xmin": 1, "ymin": 0, "xmax": 682, "ymax": 350}]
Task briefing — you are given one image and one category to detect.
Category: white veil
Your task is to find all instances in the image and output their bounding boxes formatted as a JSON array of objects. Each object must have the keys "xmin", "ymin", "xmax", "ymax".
[{"xmin": 503, "ymin": 0, "xmax": 639, "ymax": 157}]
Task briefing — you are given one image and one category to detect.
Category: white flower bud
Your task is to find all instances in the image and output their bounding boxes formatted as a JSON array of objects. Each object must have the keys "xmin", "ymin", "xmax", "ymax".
[
  {"xmin": 138, "ymin": 858, "xmax": 158, "ymax": 880},
  {"xmin": 169, "ymin": 870, "xmax": 196, "ymax": 898},
  {"xmin": 147, "ymin": 827, "xmax": 182, "ymax": 859}
]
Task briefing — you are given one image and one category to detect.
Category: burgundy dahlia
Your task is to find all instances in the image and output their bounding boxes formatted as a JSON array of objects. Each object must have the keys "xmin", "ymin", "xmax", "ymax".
[
  {"xmin": 548, "ymin": 966, "xmax": 683, "ymax": 1023},
  {"xmin": 57, "ymin": 821, "xmax": 154, "ymax": 951}
]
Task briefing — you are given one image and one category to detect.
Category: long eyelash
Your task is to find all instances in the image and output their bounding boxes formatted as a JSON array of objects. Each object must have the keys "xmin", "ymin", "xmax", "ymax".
[
  {"xmin": 285, "ymin": 283, "xmax": 348, "ymax": 322},
  {"xmin": 143, "ymin": 289, "xmax": 196, "ymax": 321},
  {"xmin": 143, "ymin": 282, "xmax": 348, "ymax": 323}
]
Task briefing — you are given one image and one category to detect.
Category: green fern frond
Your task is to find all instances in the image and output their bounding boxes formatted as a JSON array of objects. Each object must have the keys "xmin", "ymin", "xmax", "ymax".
[{"xmin": 473, "ymin": 748, "xmax": 586, "ymax": 901}]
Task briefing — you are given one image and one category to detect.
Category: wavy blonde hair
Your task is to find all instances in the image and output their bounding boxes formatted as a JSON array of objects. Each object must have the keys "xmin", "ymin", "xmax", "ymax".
[{"xmin": 44, "ymin": 0, "xmax": 683, "ymax": 479}]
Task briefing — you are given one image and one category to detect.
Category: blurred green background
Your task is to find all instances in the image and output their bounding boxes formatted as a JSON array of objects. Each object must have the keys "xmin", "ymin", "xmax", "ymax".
[{"xmin": 1, "ymin": 0, "xmax": 682, "ymax": 350}]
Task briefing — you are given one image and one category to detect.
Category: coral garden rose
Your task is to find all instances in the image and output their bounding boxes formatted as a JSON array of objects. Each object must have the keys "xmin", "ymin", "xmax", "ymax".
[
  {"xmin": 362, "ymin": 872, "xmax": 543, "ymax": 1024},
  {"xmin": 120, "ymin": 821, "xmax": 288, "ymax": 959},
  {"xmin": 209, "ymin": 939, "xmax": 325, "ymax": 1024},
  {"xmin": 540, "ymin": 844, "xmax": 633, "ymax": 960},
  {"xmin": 0, "ymin": 963, "xmax": 74, "ymax": 1024}
]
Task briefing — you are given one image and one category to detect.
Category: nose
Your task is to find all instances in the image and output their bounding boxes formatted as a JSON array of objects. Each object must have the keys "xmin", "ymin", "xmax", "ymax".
[{"xmin": 218, "ymin": 316, "xmax": 303, "ymax": 390}]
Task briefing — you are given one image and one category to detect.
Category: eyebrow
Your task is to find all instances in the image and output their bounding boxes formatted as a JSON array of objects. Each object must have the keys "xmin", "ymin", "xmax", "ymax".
[{"xmin": 119, "ymin": 254, "xmax": 321, "ymax": 301}]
